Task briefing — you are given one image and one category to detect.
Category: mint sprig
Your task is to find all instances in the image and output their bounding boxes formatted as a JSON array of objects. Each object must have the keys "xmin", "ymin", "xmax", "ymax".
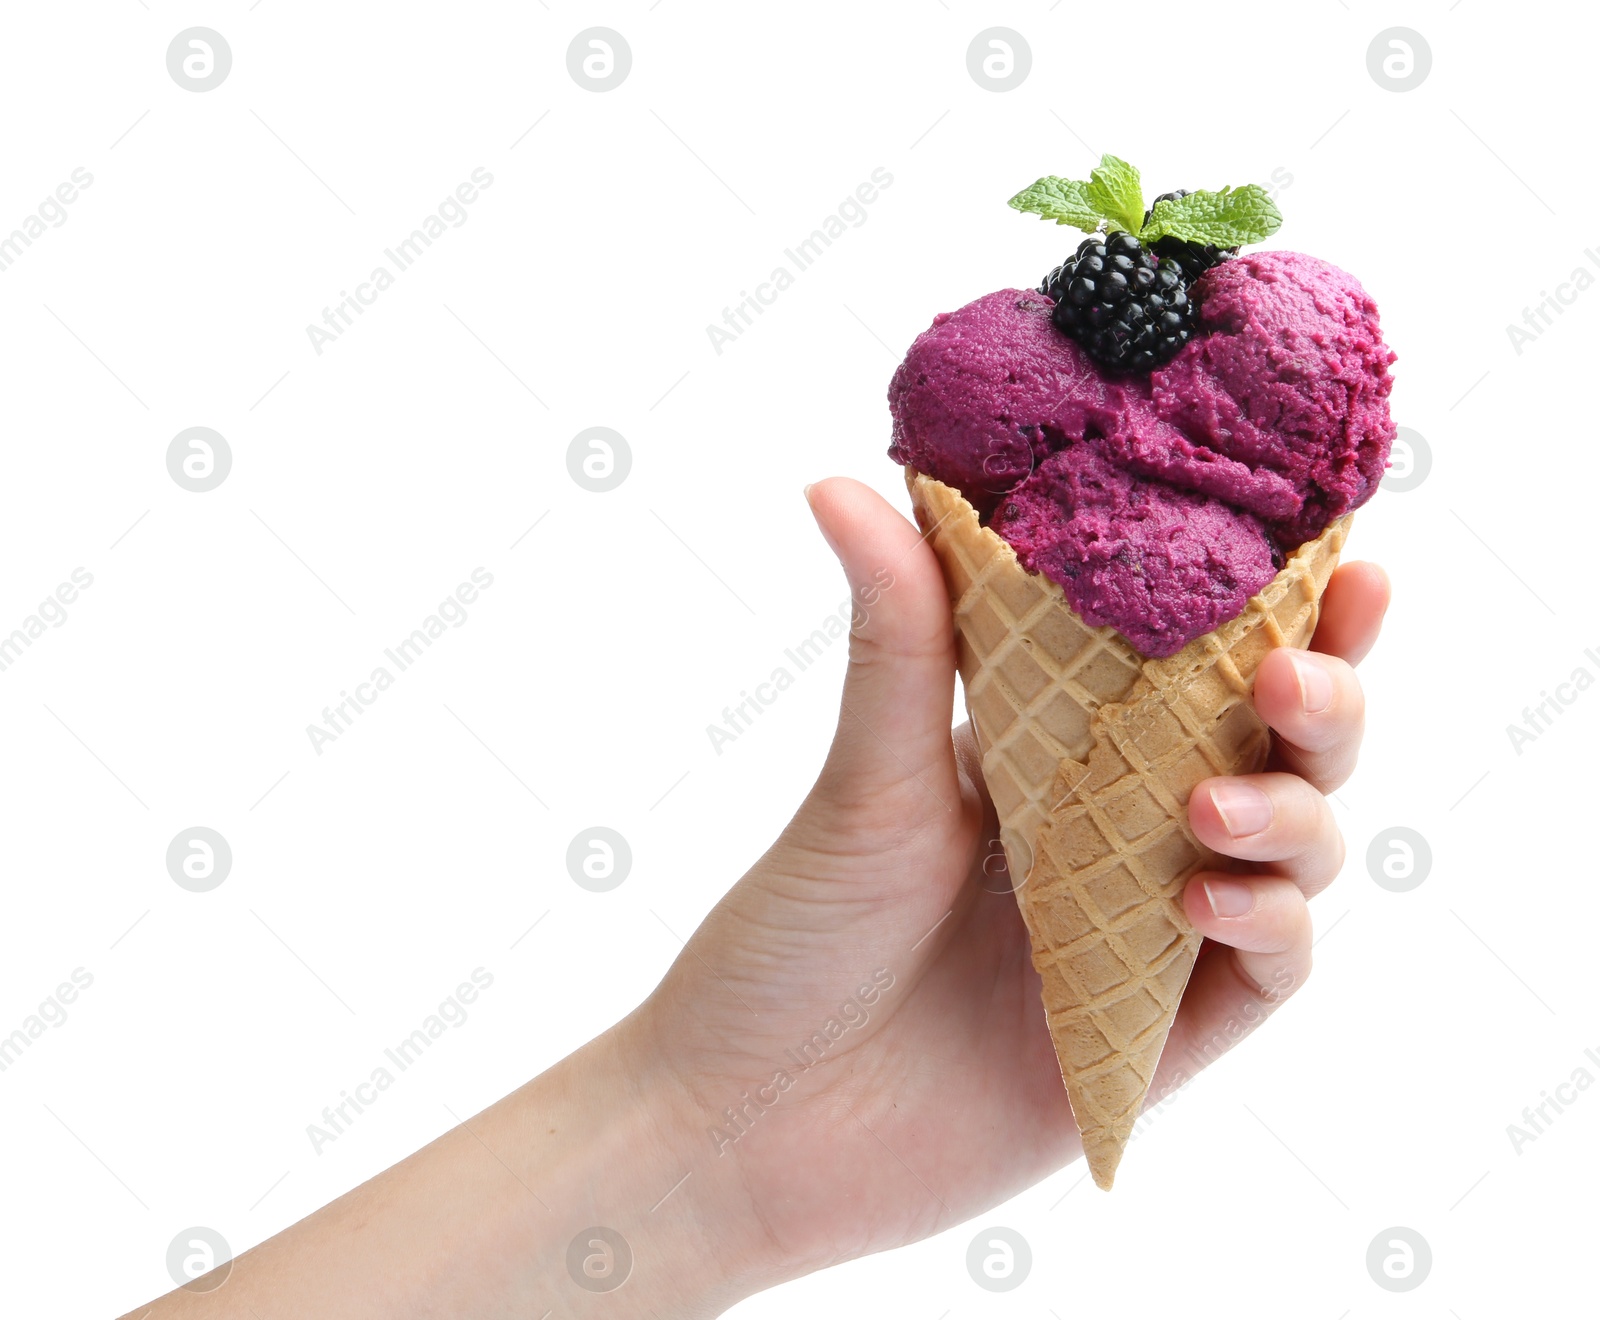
[
  {"xmin": 1141, "ymin": 185, "xmax": 1282, "ymax": 247},
  {"xmin": 1006, "ymin": 175, "xmax": 1101, "ymax": 232},
  {"xmin": 1086, "ymin": 156, "xmax": 1144, "ymax": 237},
  {"xmin": 1008, "ymin": 154, "xmax": 1282, "ymax": 248}
]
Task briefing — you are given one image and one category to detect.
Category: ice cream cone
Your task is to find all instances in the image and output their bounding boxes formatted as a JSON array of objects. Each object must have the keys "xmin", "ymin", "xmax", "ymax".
[{"xmin": 907, "ymin": 469, "xmax": 1350, "ymax": 1189}]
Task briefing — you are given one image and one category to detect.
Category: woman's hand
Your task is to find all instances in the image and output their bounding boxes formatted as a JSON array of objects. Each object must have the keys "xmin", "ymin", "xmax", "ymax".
[
  {"xmin": 122, "ymin": 476, "xmax": 1388, "ymax": 1320},
  {"xmin": 631, "ymin": 477, "xmax": 1390, "ymax": 1287}
]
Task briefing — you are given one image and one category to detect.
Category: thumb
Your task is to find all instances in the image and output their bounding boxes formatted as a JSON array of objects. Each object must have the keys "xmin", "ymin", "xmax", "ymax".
[{"xmin": 804, "ymin": 477, "xmax": 960, "ymax": 811}]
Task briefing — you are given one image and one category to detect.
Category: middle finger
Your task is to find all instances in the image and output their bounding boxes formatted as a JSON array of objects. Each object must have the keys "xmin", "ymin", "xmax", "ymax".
[{"xmin": 1255, "ymin": 647, "xmax": 1366, "ymax": 792}]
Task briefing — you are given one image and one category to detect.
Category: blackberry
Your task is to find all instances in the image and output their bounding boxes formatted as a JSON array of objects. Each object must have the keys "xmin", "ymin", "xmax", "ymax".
[
  {"xmin": 1043, "ymin": 231, "xmax": 1196, "ymax": 374},
  {"xmin": 1143, "ymin": 189, "xmax": 1235, "ymax": 282}
]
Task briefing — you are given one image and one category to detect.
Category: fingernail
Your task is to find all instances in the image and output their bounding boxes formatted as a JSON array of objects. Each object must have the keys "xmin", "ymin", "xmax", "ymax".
[
  {"xmin": 1209, "ymin": 781, "xmax": 1273, "ymax": 838},
  {"xmin": 802, "ymin": 482, "xmax": 816, "ymax": 501},
  {"xmin": 1288, "ymin": 649, "xmax": 1333, "ymax": 714},
  {"xmin": 1203, "ymin": 877, "xmax": 1255, "ymax": 918}
]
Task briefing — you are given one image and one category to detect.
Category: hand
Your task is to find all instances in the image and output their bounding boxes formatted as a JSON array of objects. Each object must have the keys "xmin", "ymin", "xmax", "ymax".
[
  {"xmin": 631, "ymin": 477, "xmax": 1390, "ymax": 1287},
  {"xmin": 121, "ymin": 477, "xmax": 1388, "ymax": 1320}
]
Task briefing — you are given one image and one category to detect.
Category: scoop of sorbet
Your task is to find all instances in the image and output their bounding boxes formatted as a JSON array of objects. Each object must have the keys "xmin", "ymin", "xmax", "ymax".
[
  {"xmin": 887, "ymin": 251, "xmax": 1394, "ymax": 656},
  {"xmin": 1148, "ymin": 251, "xmax": 1395, "ymax": 546},
  {"xmin": 989, "ymin": 445, "xmax": 1279, "ymax": 656}
]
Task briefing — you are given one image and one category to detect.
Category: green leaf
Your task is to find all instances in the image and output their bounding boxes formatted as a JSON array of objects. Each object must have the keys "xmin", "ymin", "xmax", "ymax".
[
  {"xmin": 1140, "ymin": 185, "xmax": 1283, "ymax": 247},
  {"xmin": 1085, "ymin": 154, "xmax": 1144, "ymax": 235},
  {"xmin": 1007, "ymin": 175, "xmax": 1104, "ymax": 233}
]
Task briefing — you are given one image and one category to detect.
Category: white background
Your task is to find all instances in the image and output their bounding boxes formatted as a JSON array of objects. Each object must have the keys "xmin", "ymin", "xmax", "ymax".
[{"xmin": 0, "ymin": 2, "xmax": 1592, "ymax": 1315}]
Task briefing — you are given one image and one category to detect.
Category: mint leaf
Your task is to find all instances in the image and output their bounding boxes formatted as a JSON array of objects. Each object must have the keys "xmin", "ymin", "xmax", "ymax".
[
  {"xmin": 1141, "ymin": 185, "xmax": 1283, "ymax": 247},
  {"xmin": 1007, "ymin": 175, "xmax": 1104, "ymax": 233},
  {"xmin": 1085, "ymin": 154, "xmax": 1144, "ymax": 235}
]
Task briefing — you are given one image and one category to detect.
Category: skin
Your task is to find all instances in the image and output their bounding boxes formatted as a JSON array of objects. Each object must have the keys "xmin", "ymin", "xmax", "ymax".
[{"xmin": 122, "ymin": 478, "xmax": 1388, "ymax": 1319}]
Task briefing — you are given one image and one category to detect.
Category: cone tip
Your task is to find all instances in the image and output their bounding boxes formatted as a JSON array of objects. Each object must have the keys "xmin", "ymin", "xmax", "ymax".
[{"xmin": 1084, "ymin": 1134, "xmax": 1128, "ymax": 1191}]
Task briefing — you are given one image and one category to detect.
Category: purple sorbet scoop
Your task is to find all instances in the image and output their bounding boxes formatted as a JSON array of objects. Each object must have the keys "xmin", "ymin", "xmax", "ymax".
[{"xmin": 887, "ymin": 252, "xmax": 1395, "ymax": 656}]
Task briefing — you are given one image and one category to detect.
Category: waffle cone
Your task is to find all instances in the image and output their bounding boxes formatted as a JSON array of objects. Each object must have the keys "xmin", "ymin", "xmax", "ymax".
[{"xmin": 906, "ymin": 470, "xmax": 1349, "ymax": 1189}]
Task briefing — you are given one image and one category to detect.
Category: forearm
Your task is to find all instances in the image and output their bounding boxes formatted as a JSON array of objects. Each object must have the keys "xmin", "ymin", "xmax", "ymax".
[{"xmin": 123, "ymin": 1012, "xmax": 772, "ymax": 1320}]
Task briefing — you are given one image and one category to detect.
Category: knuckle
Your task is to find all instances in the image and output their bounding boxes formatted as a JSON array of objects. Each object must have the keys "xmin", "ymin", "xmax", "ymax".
[
  {"xmin": 1328, "ymin": 821, "xmax": 1347, "ymax": 876},
  {"xmin": 1264, "ymin": 955, "xmax": 1309, "ymax": 1008},
  {"xmin": 1293, "ymin": 809, "xmax": 1345, "ymax": 894},
  {"xmin": 1279, "ymin": 776, "xmax": 1328, "ymax": 842},
  {"xmin": 1339, "ymin": 661, "xmax": 1366, "ymax": 713}
]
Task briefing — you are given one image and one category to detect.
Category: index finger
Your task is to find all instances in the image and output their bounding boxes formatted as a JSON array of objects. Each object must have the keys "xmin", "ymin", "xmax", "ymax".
[{"xmin": 1308, "ymin": 561, "xmax": 1390, "ymax": 666}]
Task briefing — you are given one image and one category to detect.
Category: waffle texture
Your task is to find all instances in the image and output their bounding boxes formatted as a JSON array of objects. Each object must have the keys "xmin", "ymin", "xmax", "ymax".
[{"xmin": 907, "ymin": 469, "xmax": 1349, "ymax": 1188}]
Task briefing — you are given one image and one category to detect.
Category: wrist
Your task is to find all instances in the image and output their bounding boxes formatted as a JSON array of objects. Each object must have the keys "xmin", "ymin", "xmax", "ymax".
[
  {"xmin": 595, "ymin": 1003, "xmax": 792, "ymax": 1309},
  {"xmin": 495, "ymin": 1007, "xmax": 786, "ymax": 1318}
]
